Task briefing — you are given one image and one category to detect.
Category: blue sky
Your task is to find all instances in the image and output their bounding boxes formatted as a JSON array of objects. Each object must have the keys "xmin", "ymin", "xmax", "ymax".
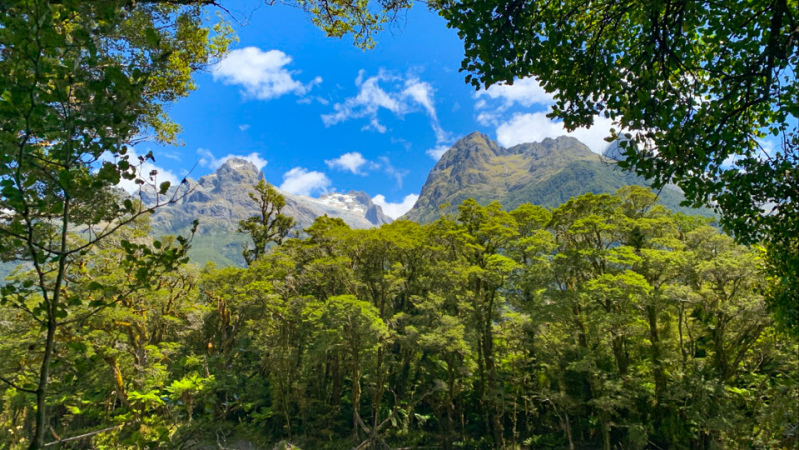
[{"xmin": 137, "ymin": 0, "xmax": 616, "ymax": 218}]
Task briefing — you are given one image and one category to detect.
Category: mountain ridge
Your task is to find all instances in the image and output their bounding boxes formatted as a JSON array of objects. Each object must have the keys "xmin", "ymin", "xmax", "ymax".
[
  {"xmin": 146, "ymin": 158, "xmax": 391, "ymax": 266},
  {"xmin": 144, "ymin": 134, "xmax": 712, "ymax": 267},
  {"xmin": 404, "ymin": 132, "xmax": 711, "ymax": 222}
]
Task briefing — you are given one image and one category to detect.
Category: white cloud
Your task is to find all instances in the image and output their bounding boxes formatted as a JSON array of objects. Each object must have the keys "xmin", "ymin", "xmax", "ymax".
[
  {"xmin": 379, "ymin": 156, "xmax": 408, "ymax": 188},
  {"xmin": 213, "ymin": 47, "xmax": 321, "ymax": 100},
  {"xmin": 365, "ymin": 117, "xmax": 388, "ymax": 133},
  {"xmin": 197, "ymin": 148, "xmax": 268, "ymax": 170},
  {"xmin": 426, "ymin": 145, "xmax": 450, "ymax": 161},
  {"xmin": 102, "ymin": 148, "xmax": 181, "ymax": 194},
  {"xmin": 279, "ymin": 167, "xmax": 331, "ymax": 196},
  {"xmin": 322, "ymin": 70, "xmax": 450, "ymax": 142},
  {"xmin": 403, "ymin": 79, "xmax": 435, "ymax": 116},
  {"xmin": 372, "ymin": 193, "xmax": 419, "ymax": 219},
  {"xmin": 477, "ymin": 77, "xmax": 554, "ymax": 109},
  {"xmin": 495, "ymin": 112, "xmax": 615, "ymax": 153},
  {"xmin": 723, "ymin": 138, "xmax": 778, "ymax": 169},
  {"xmin": 161, "ymin": 151, "xmax": 181, "ymax": 161},
  {"xmin": 239, "ymin": 124, "xmax": 251, "ymax": 131},
  {"xmin": 325, "ymin": 152, "xmax": 378, "ymax": 175},
  {"xmin": 322, "ymin": 69, "xmax": 402, "ymax": 130},
  {"xmin": 476, "ymin": 111, "xmax": 501, "ymax": 126},
  {"xmin": 403, "ymin": 78, "xmax": 450, "ymax": 143},
  {"xmin": 391, "ymin": 137, "xmax": 412, "ymax": 151}
]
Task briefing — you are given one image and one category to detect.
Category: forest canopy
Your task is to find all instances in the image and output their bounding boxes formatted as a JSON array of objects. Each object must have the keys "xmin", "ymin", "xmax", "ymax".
[
  {"xmin": 0, "ymin": 1, "xmax": 796, "ymax": 448},
  {"xmin": 1, "ymin": 188, "xmax": 796, "ymax": 449},
  {"xmin": 435, "ymin": 0, "xmax": 799, "ymax": 332}
]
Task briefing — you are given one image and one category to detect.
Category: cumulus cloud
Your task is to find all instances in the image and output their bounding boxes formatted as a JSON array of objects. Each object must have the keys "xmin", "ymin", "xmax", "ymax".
[
  {"xmin": 197, "ymin": 148, "xmax": 268, "ymax": 170},
  {"xmin": 476, "ymin": 77, "xmax": 554, "ymax": 109},
  {"xmin": 425, "ymin": 145, "xmax": 450, "ymax": 161},
  {"xmin": 322, "ymin": 70, "xmax": 450, "ymax": 143},
  {"xmin": 495, "ymin": 112, "xmax": 615, "ymax": 153},
  {"xmin": 102, "ymin": 148, "xmax": 181, "ymax": 194},
  {"xmin": 213, "ymin": 47, "xmax": 321, "ymax": 100},
  {"xmin": 372, "ymin": 193, "xmax": 419, "ymax": 219},
  {"xmin": 476, "ymin": 111, "xmax": 501, "ymax": 126},
  {"xmin": 279, "ymin": 167, "xmax": 331, "ymax": 196},
  {"xmin": 325, "ymin": 152, "xmax": 379, "ymax": 175}
]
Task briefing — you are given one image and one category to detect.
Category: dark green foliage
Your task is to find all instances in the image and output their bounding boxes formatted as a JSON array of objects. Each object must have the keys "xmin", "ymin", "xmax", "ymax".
[
  {"xmin": 0, "ymin": 1, "xmax": 231, "ymax": 446},
  {"xmin": 3, "ymin": 189, "xmax": 794, "ymax": 449},
  {"xmin": 238, "ymin": 180, "xmax": 297, "ymax": 266},
  {"xmin": 435, "ymin": 0, "xmax": 799, "ymax": 333}
]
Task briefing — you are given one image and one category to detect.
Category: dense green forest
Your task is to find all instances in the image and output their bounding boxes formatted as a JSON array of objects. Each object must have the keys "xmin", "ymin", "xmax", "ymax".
[{"xmin": 1, "ymin": 186, "xmax": 796, "ymax": 449}]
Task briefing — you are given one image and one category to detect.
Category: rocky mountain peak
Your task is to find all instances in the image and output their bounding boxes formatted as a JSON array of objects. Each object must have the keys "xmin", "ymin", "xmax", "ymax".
[
  {"xmin": 507, "ymin": 136, "xmax": 593, "ymax": 158},
  {"xmin": 219, "ymin": 157, "xmax": 261, "ymax": 176},
  {"xmin": 198, "ymin": 158, "xmax": 262, "ymax": 192},
  {"xmin": 148, "ymin": 158, "xmax": 391, "ymax": 267},
  {"xmin": 435, "ymin": 131, "xmax": 501, "ymax": 171},
  {"xmin": 316, "ymin": 191, "xmax": 391, "ymax": 226},
  {"xmin": 403, "ymin": 132, "xmax": 706, "ymax": 224}
]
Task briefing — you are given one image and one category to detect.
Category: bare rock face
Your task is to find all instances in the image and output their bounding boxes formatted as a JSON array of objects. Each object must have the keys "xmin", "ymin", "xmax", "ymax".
[
  {"xmin": 146, "ymin": 158, "xmax": 390, "ymax": 267},
  {"xmin": 403, "ymin": 132, "xmax": 707, "ymax": 223}
]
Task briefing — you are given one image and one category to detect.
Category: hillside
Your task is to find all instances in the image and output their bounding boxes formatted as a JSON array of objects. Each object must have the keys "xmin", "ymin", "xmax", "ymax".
[
  {"xmin": 404, "ymin": 132, "xmax": 712, "ymax": 222},
  {"xmin": 145, "ymin": 158, "xmax": 391, "ymax": 266}
]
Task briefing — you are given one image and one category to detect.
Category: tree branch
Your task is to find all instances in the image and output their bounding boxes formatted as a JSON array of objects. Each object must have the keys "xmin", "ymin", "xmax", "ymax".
[
  {"xmin": 0, "ymin": 374, "xmax": 37, "ymax": 394},
  {"xmin": 44, "ymin": 424, "xmax": 124, "ymax": 447}
]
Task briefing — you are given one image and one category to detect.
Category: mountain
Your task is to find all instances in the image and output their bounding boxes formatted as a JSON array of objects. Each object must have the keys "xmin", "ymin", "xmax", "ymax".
[
  {"xmin": 145, "ymin": 158, "xmax": 391, "ymax": 267},
  {"xmin": 403, "ymin": 132, "xmax": 712, "ymax": 223}
]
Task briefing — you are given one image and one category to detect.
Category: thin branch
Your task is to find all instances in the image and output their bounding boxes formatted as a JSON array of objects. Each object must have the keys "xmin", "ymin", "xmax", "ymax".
[
  {"xmin": 0, "ymin": 374, "xmax": 37, "ymax": 394},
  {"xmin": 44, "ymin": 424, "xmax": 124, "ymax": 447}
]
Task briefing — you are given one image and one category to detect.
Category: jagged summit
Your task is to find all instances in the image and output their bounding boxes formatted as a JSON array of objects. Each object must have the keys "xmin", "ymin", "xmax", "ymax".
[
  {"xmin": 199, "ymin": 157, "xmax": 263, "ymax": 191},
  {"xmin": 403, "ymin": 133, "xmax": 707, "ymax": 223},
  {"xmin": 147, "ymin": 157, "xmax": 390, "ymax": 267},
  {"xmin": 317, "ymin": 191, "xmax": 392, "ymax": 225}
]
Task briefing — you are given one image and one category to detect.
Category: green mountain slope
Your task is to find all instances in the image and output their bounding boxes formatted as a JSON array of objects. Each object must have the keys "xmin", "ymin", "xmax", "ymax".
[{"xmin": 404, "ymin": 132, "xmax": 713, "ymax": 222}]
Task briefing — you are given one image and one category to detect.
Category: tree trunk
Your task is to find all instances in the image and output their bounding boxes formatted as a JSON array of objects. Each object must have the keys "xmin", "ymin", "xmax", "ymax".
[
  {"xmin": 331, "ymin": 353, "xmax": 341, "ymax": 410},
  {"xmin": 602, "ymin": 414, "xmax": 611, "ymax": 450},
  {"xmin": 352, "ymin": 365, "xmax": 362, "ymax": 441},
  {"xmin": 31, "ymin": 199, "xmax": 70, "ymax": 450},
  {"xmin": 483, "ymin": 295, "xmax": 503, "ymax": 448},
  {"xmin": 647, "ymin": 305, "xmax": 667, "ymax": 401},
  {"xmin": 370, "ymin": 347, "xmax": 385, "ymax": 443},
  {"xmin": 611, "ymin": 334, "xmax": 629, "ymax": 375},
  {"xmin": 31, "ymin": 317, "xmax": 57, "ymax": 450},
  {"xmin": 446, "ymin": 358, "xmax": 456, "ymax": 448},
  {"xmin": 104, "ymin": 356, "xmax": 132, "ymax": 410}
]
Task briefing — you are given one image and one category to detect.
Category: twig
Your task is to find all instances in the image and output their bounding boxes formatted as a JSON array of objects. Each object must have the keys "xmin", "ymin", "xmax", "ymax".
[
  {"xmin": 44, "ymin": 424, "xmax": 123, "ymax": 446},
  {"xmin": 0, "ymin": 374, "xmax": 36, "ymax": 394}
]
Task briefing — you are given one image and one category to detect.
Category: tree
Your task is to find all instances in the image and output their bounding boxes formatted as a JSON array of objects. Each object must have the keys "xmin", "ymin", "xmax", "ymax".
[
  {"xmin": 304, "ymin": 295, "xmax": 389, "ymax": 443},
  {"xmin": 142, "ymin": 0, "xmax": 414, "ymax": 49},
  {"xmin": 4, "ymin": 192, "xmax": 786, "ymax": 447},
  {"xmin": 0, "ymin": 1, "xmax": 230, "ymax": 447},
  {"xmin": 447, "ymin": 199, "xmax": 519, "ymax": 447},
  {"xmin": 238, "ymin": 180, "xmax": 297, "ymax": 266},
  {"xmin": 437, "ymin": 0, "xmax": 799, "ymax": 332}
]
